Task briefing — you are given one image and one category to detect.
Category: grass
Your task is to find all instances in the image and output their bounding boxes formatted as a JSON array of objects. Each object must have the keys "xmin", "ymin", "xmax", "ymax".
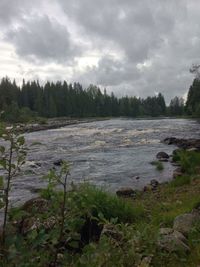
[
  {"xmin": 66, "ymin": 184, "xmax": 145, "ymax": 223},
  {"xmin": 150, "ymin": 160, "xmax": 164, "ymax": 171},
  {"xmin": 173, "ymin": 150, "xmax": 200, "ymax": 174},
  {"xmin": 170, "ymin": 175, "xmax": 191, "ymax": 187},
  {"xmin": 4, "ymin": 150, "xmax": 200, "ymax": 267}
]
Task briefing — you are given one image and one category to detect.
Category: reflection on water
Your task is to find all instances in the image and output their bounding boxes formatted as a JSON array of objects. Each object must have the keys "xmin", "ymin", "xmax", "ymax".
[{"xmin": 2, "ymin": 118, "xmax": 200, "ymax": 209}]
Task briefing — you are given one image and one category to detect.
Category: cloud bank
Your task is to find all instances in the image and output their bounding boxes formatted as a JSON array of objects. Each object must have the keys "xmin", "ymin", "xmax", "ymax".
[{"xmin": 0, "ymin": 0, "xmax": 200, "ymax": 101}]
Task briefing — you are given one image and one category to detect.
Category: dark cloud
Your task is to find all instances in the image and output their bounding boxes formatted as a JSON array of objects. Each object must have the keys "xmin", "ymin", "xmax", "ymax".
[
  {"xmin": 0, "ymin": 0, "xmax": 200, "ymax": 101},
  {"xmin": 5, "ymin": 16, "xmax": 81, "ymax": 63},
  {"xmin": 58, "ymin": 0, "xmax": 198, "ymax": 101}
]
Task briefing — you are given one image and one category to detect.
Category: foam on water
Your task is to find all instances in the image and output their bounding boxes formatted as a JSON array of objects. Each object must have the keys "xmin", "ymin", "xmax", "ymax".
[{"xmin": 1, "ymin": 118, "xmax": 200, "ymax": 216}]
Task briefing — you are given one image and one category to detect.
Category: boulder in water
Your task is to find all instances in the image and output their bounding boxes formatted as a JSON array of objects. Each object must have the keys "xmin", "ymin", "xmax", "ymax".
[
  {"xmin": 54, "ymin": 159, "xmax": 63, "ymax": 166},
  {"xmin": 156, "ymin": 152, "xmax": 169, "ymax": 161}
]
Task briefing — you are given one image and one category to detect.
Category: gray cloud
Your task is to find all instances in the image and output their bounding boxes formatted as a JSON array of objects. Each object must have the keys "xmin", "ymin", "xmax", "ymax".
[
  {"xmin": 74, "ymin": 55, "xmax": 140, "ymax": 87},
  {"xmin": 58, "ymin": 0, "xmax": 198, "ymax": 101},
  {"xmin": 0, "ymin": 0, "xmax": 200, "ymax": 101},
  {"xmin": 0, "ymin": 0, "xmax": 42, "ymax": 25},
  {"xmin": 5, "ymin": 16, "xmax": 81, "ymax": 63}
]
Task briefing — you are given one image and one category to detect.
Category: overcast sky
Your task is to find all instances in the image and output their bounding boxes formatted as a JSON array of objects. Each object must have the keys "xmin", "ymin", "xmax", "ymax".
[{"xmin": 0, "ymin": 0, "xmax": 199, "ymax": 101}]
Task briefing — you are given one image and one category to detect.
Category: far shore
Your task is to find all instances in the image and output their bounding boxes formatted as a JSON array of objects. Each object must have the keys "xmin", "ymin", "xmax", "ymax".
[
  {"xmin": 5, "ymin": 115, "xmax": 198, "ymax": 134},
  {"xmin": 6, "ymin": 117, "xmax": 111, "ymax": 134}
]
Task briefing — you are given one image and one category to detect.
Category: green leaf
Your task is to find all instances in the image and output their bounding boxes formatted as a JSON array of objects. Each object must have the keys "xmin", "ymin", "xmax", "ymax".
[
  {"xmin": 17, "ymin": 136, "xmax": 25, "ymax": 146},
  {"xmin": 0, "ymin": 158, "xmax": 7, "ymax": 169},
  {"xmin": 0, "ymin": 146, "xmax": 5, "ymax": 154}
]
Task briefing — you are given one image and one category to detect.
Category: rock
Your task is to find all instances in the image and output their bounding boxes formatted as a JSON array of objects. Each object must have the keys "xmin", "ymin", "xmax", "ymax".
[
  {"xmin": 54, "ymin": 159, "xmax": 63, "ymax": 166},
  {"xmin": 173, "ymin": 167, "xmax": 183, "ymax": 178},
  {"xmin": 156, "ymin": 152, "xmax": 169, "ymax": 161},
  {"xmin": 20, "ymin": 216, "xmax": 56, "ymax": 235},
  {"xmin": 150, "ymin": 179, "xmax": 159, "ymax": 190},
  {"xmin": 163, "ymin": 137, "xmax": 177, "ymax": 145},
  {"xmin": 101, "ymin": 224, "xmax": 123, "ymax": 241},
  {"xmin": 27, "ymin": 187, "xmax": 42, "ymax": 194},
  {"xmin": 163, "ymin": 137, "xmax": 200, "ymax": 150},
  {"xmin": 143, "ymin": 181, "xmax": 159, "ymax": 192},
  {"xmin": 159, "ymin": 227, "xmax": 173, "ymax": 235},
  {"xmin": 158, "ymin": 227, "xmax": 190, "ymax": 253},
  {"xmin": 22, "ymin": 197, "xmax": 49, "ymax": 214},
  {"xmin": 116, "ymin": 187, "xmax": 136, "ymax": 198},
  {"xmin": 173, "ymin": 212, "xmax": 200, "ymax": 236},
  {"xmin": 20, "ymin": 217, "xmax": 41, "ymax": 234},
  {"xmin": 171, "ymin": 162, "xmax": 181, "ymax": 167}
]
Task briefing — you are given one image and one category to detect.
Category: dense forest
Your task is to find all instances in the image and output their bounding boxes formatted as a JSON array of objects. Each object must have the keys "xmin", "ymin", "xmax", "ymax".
[{"xmin": 0, "ymin": 76, "xmax": 194, "ymax": 122}]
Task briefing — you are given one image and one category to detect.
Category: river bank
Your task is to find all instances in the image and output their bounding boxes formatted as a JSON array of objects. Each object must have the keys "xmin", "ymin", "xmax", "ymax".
[
  {"xmin": 1, "ymin": 139, "xmax": 200, "ymax": 266},
  {"xmin": 1, "ymin": 118, "xmax": 200, "ymax": 211},
  {"xmin": 6, "ymin": 117, "xmax": 111, "ymax": 133}
]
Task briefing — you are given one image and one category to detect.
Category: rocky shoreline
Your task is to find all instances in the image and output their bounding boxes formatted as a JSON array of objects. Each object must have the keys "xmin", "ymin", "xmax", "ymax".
[
  {"xmin": 1, "ymin": 136, "xmax": 200, "ymax": 266},
  {"xmin": 116, "ymin": 136, "xmax": 200, "ymax": 197},
  {"xmin": 8, "ymin": 117, "xmax": 109, "ymax": 133},
  {"xmin": 163, "ymin": 137, "xmax": 200, "ymax": 150}
]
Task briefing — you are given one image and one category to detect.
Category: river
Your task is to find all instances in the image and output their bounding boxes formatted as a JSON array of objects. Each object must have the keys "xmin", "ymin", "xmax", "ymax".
[{"xmin": 2, "ymin": 118, "xmax": 200, "ymax": 210}]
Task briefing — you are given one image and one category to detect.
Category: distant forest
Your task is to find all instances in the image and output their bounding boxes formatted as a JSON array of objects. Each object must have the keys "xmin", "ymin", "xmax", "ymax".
[{"xmin": 0, "ymin": 76, "xmax": 198, "ymax": 122}]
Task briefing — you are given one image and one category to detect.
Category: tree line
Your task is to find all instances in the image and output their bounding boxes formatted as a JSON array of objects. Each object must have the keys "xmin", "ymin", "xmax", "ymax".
[{"xmin": 0, "ymin": 77, "xmax": 187, "ymax": 122}]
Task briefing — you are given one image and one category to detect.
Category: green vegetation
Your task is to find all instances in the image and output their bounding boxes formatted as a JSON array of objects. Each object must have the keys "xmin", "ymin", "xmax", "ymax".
[
  {"xmin": 173, "ymin": 150, "xmax": 200, "ymax": 175},
  {"xmin": 2, "ymin": 172, "xmax": 200, "ymax": 266},
  {"xmin": 150, "ymin": 160, "xmax": 164, "ymax": 171},
  {"xmin": 170, "ymin": 175, "xmax": 191, "ymax": 187},
  {"xmin": 1, "ymin": 148, "xmax": 200, "ymax": 266},
  {"xmin": 1, "ymin": 124, "xmax": 200, "ymax": 266},
  {"xmin": 186, "ymin": 66, "xmax": 200, "ymax": 116},
  {"xmin": 0, "ymin": 123, "xmax": 27, "ymax": 260},
  {"xmin": 0, "ymin": 77, "xmax": 186, "ymax": 123}
]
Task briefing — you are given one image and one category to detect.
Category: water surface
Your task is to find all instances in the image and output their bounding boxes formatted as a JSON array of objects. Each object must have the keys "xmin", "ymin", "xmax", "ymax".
[{"xmin": 2, "ymin": 118, "xmax": 200, "ymax": 208}]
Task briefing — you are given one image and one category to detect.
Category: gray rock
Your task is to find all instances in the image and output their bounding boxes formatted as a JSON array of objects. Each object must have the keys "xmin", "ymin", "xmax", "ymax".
[
  {"xmin": 173, "ymin": 212, "xmax": 200, "ymax": 236},
  {"xmin": 158, "ymin": 227, "xmax": 190, "ymax": 253},
  {"xmin": 150, "ymin": 179, "xmax": 159, "ymax": 190},
  {"xmin": 156, "ymin": 152, "xmax": 169, "ymax": 160},
  {"xmin": 54, "ymin": 159, "xmax": 63, "ymax": 166},
  {"xmin": 22, "ymin": 197, "xmax": 49, "ymax": 214},
  {"xmin": 20, "ymin": 216, "xmax": 56, "ymax": 235},
  {"xmin": 116, "ymin": 187, "xmax": 136, "ymax": 198}
]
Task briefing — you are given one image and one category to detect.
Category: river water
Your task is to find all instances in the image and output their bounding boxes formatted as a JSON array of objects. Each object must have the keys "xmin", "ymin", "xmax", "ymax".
[{"xmin": 1, "ymin": 118, "xmax": 200, "ymax": 210}]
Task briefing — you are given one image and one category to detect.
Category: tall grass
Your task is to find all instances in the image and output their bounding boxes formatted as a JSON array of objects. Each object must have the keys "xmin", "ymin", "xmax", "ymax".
[
  {"xmin": 67, "ymin": 184, "xmax": 145, "ymax": 223},
  {"xmin": 173, "ymin": 150, "xmax": 200, "ymax": 174}
]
